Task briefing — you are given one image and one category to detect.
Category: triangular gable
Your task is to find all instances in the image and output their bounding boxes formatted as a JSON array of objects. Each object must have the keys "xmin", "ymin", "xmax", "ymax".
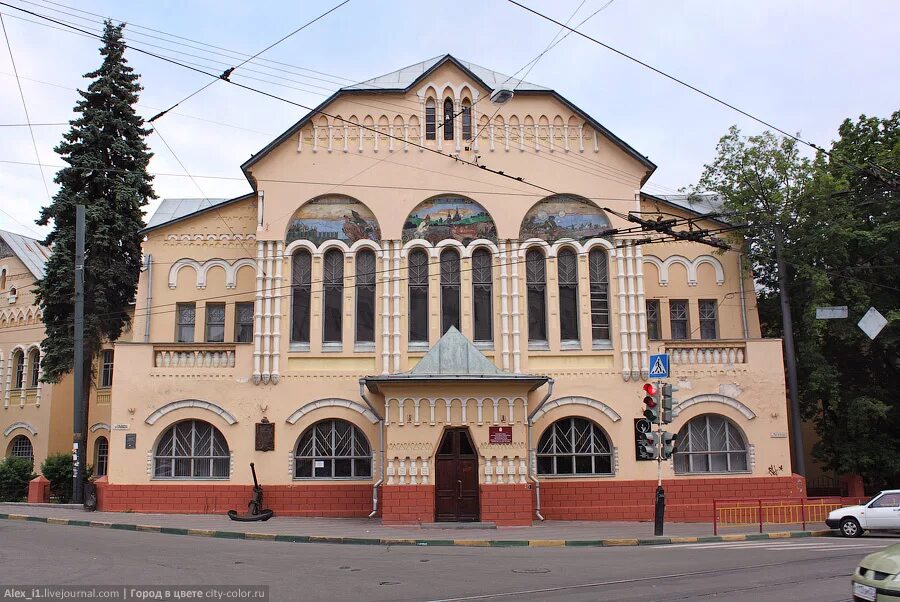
[
  {"xmin": 410, "ymin": 326, "xmax": 506, "ymax": 376},
  {"xmin": 0, "ymin": 229, "xmax": 50, "ymax": 280}
]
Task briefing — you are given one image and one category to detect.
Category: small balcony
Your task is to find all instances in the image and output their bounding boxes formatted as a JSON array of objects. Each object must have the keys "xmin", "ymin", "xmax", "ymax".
[
  {"xmin": 665, "ymin": 340, "xmax": 747, "ymax": 366},
  {"xmin": 152, "ymin": 344, "xmax": 237, "ymax": 368}
]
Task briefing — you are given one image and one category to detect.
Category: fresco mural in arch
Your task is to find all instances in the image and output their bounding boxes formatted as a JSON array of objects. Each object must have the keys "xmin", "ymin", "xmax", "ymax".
[
  {"xmin": 519, "ymin": 195, "xmax": 612, "ymax": 242},
  {"xmin": 286, "ymin": 196, "xmax": 381, "ymax": 245},
  {"xmin": 402, "ymin": 196, "xmax": 497, "ymax": 244}
]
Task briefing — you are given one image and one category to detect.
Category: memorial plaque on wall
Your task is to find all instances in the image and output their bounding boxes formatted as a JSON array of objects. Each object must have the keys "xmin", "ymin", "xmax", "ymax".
[
  {"xmin": 124, "ymin": 433, "xmax": 136, "ymax": 449},
  {"xmin": 255, "ymin": 420, "xmax": 275, "ymax": 451},
  {"xmin": 489, "ymin": 426, "xmax": 512, "ymax": 444}
]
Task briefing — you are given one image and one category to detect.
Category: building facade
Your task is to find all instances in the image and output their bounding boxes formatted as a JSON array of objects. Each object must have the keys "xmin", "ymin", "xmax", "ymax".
[{"xmin": 94, "ymin": 55, "xmax": 801, "ymax": 523}]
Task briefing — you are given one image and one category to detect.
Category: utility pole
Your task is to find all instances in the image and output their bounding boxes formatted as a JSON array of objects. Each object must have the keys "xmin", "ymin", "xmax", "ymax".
[
  {"xmin": 774, "ymin": 223, "xmax": 805, "ymax": 476},
  {"xmin": 654, "ymin": 378, "xmax": 665, "ymax": 537},
  {"xmin": 72, "ymin": 205, "xmax": 86, "ymax": 504}
]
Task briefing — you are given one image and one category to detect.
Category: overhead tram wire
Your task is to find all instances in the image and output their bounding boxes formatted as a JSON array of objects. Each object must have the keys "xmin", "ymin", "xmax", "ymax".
[
  {"xmin": 146, "ymin": 0, "xmax": 350, "ymax": 124},
  {"xmin": 508, "ymin": 0, "xmax": 900, "ymax": 184}
]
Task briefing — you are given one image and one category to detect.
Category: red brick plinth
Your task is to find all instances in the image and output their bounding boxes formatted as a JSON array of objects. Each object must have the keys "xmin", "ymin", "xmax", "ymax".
[
  {"xmin": 27, "ymin": 475, "xmax": 49, "ymax": 503},
  {"xmin": 480, "ymin": 484, "xmax": 534, "ymax": 526},
  {"xmin": 381, "ymin": 485, "xmax": 435, "ymax": 524}
]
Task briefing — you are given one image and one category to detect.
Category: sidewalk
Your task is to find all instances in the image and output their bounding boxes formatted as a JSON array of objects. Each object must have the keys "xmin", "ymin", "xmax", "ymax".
[{"xmin": 0, "ymin": 503, "xmax": 834, "ymax": 547}]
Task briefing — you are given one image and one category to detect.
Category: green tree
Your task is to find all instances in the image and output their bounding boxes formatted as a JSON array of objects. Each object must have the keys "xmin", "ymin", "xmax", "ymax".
[
  {"xmin": 35, "ymin": 22, "xmax": 154, "ymax": 401},
  {"xmin": 0, "ymin": 457, "xmax": 35, "ymax": 502}
]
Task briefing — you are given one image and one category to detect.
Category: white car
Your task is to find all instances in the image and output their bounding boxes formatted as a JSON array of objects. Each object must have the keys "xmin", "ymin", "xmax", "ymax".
[{"xmin": 826, "ymin": 490, "xmax": 900, "ymax": 537}]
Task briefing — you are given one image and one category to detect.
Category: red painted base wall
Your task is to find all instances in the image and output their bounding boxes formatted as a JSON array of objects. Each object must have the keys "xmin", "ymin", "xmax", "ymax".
[
  {"xmin": 480, "ymin": 484, "xmax": 533, "ymax": 526},
  {"xmin": 381, "ymin": 485, "xmax": 435, "ymax": 524}
]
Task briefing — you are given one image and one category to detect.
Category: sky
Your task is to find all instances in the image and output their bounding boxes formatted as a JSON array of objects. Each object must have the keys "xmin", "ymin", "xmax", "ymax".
[{"xmin": 0, "ymin": 0, "xmax": 898, "ymax": 240}]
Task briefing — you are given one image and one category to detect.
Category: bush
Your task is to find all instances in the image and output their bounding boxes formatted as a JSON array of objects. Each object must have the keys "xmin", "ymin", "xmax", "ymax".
[
  {"xmin": 0, "ymin": 457, "xmax": 35, "ymax": 502},
  {"xmin": 41, "ymin": 453, "xmax": 73, "ymax": 503}
]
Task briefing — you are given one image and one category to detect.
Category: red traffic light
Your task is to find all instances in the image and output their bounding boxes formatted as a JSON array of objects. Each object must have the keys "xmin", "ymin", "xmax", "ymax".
[{"xmin": 642, "ymin": 383, "xmax": 657, "ymax": 395}]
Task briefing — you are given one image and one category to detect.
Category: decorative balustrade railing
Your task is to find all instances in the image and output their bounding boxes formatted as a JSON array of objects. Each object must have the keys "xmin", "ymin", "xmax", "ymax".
[
  {"xmin": 153, "ymin": 344, "xmax": 236, "ymax": 369},
  {"xmin": 665, "ymin": 341, "xmax": 747, "ymax": 366}
]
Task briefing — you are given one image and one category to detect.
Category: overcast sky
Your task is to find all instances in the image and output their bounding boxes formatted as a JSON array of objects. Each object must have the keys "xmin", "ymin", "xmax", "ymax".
[{"xmin": 1, "ymin": 0, "xmax": 898, "ymax": 239}]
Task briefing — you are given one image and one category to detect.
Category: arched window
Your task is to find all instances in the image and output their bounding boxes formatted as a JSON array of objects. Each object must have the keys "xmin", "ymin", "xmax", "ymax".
[
  {"xmin": 408, "ymin": 249, "xmax": 429, "ymax": 345},
  {"xmin": 0, "ymin": 269, "xmax": 6, "ymax": 290},
  {"xmin": 425, "ymin": 98, "xmax": 436, "ymax": 140},
  {"xmin": 291, "ymin": 250, "xmax": 312, "ymax": 345},
  {"xmin": 8, "ymin": 435, "xmax": 33, "ymax": 461},
  {"xmin": 154, "ymin": 420, "xmax": 230, "ymax": 479},
  {"xmin": 322, "ymin": 249, "xmax": 344, "ymax": 345},
  {"xmin": 355, "ymin": 249, "xmax": 376, "ymax": 347},
  {"xmin": 589, "ymin": 249, "xmax": 610, "ymax": 343},
  {"xmin": 94, "ymin": 436, "xmax": 109, "ymax": 477},
  {"xmin": 28, "ymin": 349, "xmax": 40, "ymax": 388},
  {"xmin": 12, "ymin": 350, "xmax": 24, "ymax": 390},
  {"xmin": 472, "ymin": 248, "xmax": 493, "ymax": 343},
  {"xmin": 443, "ymin": 98, "xmax": 454, "ymax": 140},
  {"xmin": 440, "ymin": 248, "xmax": 460, "ymax": 334},
  {"xmin": 525, "ymin": 250, "xmax": 547, "ymax": 345},
  {"xmin": 294, "ymin": 419, "xmax": 371, "ymax": 479},
  {"xmin": 557, "ymin": 249, "xmax": 579, "ymax": 344},
  {"xmin": 674, "ymin": 414, "xmax": 749, "ymax": 474},
  {"xmin": 537, "ymin": 417, "xmax": 612, "ymax": 475},
  {"xmin": 461, "ymin": 100, "xmax": 472, "ymax": 141}
]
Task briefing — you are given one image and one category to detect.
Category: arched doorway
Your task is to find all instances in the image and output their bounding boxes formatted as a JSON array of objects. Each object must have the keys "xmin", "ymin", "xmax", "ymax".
[{"xmin": 435, "ymin": 427, "xmax": 479, "ymax": 522}]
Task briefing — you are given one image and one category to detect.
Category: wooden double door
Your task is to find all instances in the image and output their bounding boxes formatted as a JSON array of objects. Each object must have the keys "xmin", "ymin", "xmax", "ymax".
[{"xmin": 435, "ymin": 428, "xmax": 480, "ymax": 522}]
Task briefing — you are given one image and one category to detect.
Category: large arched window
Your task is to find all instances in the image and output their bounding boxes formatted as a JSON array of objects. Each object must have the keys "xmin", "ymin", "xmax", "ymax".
[
  {"xmin": 94, "ymin": 436, "xmax": 109, "ymax": 477},
  {"xmin": 322, "ymin": 249, "xmax": 344, "ymax": 346},
  {"xmin": 461, "ymin": 99, "xmax": 472, "ymax": 140},
  {"xmin": 291, "ymin": 250, "xmax": 312, "ymax": 346},
  {"xmin": 28, "ymin": 349, "xmax": 40, "ymax": 387},
  {"xmin": 12, "ymin": 350, "xmax": 24, "ymax": 390},
  {"xmin": 408, "ymin": 249, "xmax": 429, "ymax": 346},
  {"xmin": 472, "ymin": 248, "xmax": 493, "ymax": 343},
  {"xmin": 443, "ymin": 98, "xmax": 454, "ymax": 140},
  {"xmin": 294, "ymin": 419, "xmax": 371, "ymax": 479},
  {"xmin": 153, "ymin": 420, "xmax": 230, "ymax": 479},
  {"xmin": 526, "ymin": 249, "xmax": 547, "ymax": 345},
  {"xmin": 537, "ymin": 417, "xmax": 612, "ymax": 476},
  {"xmin": 589, "ymin": 249, "xmax": 611, "ymax": 343},
  {"xmin": 8, "ymin": 434, "xmax": 33, "ymax": 461},
  {"xmin": 674, "ymin": 414, "xmax": 749, "ymax": 474},
  {"xmin": 557, "ymin": 248, "xmax": 579, "ymax": 345},
  {"xmin": 440, "ymin": 248, "xmax": 461, "ymax": 334},
  {"xmin": 355, "ymin": 249, "xmax": 376, "ymax": 347},
  {"xmin": 425, "ymin": 98, "xmax": 436, "ymax": 140}
]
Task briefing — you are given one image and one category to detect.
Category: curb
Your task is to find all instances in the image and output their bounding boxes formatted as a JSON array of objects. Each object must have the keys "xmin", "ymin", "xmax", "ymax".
[{"xmin": 0, "ymin": 513, "xmax": 834, "ymax": 548}]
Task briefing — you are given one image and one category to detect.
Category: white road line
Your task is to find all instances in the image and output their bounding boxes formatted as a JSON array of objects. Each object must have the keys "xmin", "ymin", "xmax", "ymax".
[{"xmin": 663, "ymin": 540, "xmax": 884, "ymax": 550}]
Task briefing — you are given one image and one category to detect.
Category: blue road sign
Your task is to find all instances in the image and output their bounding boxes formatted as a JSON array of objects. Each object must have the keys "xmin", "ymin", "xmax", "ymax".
[{"xmin": 648, "ymin": 354, "xmax": 670, "ymax": 379}]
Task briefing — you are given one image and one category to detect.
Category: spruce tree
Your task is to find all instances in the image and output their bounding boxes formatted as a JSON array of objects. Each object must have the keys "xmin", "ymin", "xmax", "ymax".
[{"xmin": 36, "ymin": 20, "xmax": 154, "ymax": 393}]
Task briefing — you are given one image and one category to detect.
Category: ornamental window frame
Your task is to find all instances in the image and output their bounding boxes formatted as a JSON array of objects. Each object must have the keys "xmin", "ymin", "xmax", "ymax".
[
  {"xmin": 674, "ymin": 414, "xmax": 749, "ymax": 474},
  {"xmin": 355, "ymin": 249, "xmax": 377, "ymax": 349},
  {"xmin": 408, "ymin": 248, "xmax": 430, "ymax": 347},
  {"xmin": 153, "ymin": 419, "xmax": 230, "ymax": 480},
  {"xmin": 646, "ymin": 299, "xmax": 662, "ymax": 341},
  {"xmin": 294, "ymin": 418, "xmax": 372, "ymax": 480},
  {"xmin": 100, "ymin": 349, "xmax": 114, "ymax": 388},
  {"xmin": 27, "ymin": 348, "xmax": 40, "ymax": 388},
  {"xmin": 176, "ymin": 303, "xmax": 196, "ymax": 343},
  {"xmin": 440, "ymin": 248, "xmax": 461, "ymax": 335},
  {"xmin": 669, "ymin": 299, "xmax": 689, "ymax": 340},
  {"xmin": 321, "ymin": 249, "xmax": 344, "ymax": 347},
  {"xmin": 8, "ymin": 434, "xmax": 33, "ymax": 461},
  {"xmin": 557, "ymin": 248, "xmax": 580, "ymax": 347},
  {"xmin": 291, "ymin": 250, "xmax": 312, "ymax": 347},
  {"xmin": 94, "ymin": 436, "xmax": 109, "ymax": 477},
  {"xmin": 589, "ymin": 249, "xmax": 611, "ymax": 345},
  {"xmin": 234, "ymin": 302, "xmax": 254, "ymax": 343},
  {"xmin": 536, "ymin": 416, "xmax": 613, "ymax": 477},
  {"xmin": 526, "ymin": 249, "xmax": 548, "ymax": 348},
  {"xmin": 204, "ymin": 302, "xmax": 226, "ymax": 343},
  {"xmin": 471, "ymin": 248, "xmax": 493, "ymax": 345},
  {"xmin": 699, "ymin": 299, "xmax": 719, "ymax": 340}
]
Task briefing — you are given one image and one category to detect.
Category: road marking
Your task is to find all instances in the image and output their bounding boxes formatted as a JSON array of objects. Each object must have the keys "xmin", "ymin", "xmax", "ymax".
[{"xmin": 664, "ymin": 539, "xmax": 895, "ymax": 551}]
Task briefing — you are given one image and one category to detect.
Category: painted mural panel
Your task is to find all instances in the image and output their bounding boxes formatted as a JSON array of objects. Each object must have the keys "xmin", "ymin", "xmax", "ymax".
[
  {"xmin": 402, "ymin": 196, "xmax": 497, "ymax": 244},
  {"xmin": 286, "ymin": 196, "xmax": 381, "ymax": 245},
  {"xmin": 519, "ymin": 195, "xmax": 611, "ymax": 242}
]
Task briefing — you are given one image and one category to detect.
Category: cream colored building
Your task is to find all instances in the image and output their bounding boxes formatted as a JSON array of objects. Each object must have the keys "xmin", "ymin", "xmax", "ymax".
[{"xmin": 97, "ymin": 55, "xmax": 801, "ymax": 523}]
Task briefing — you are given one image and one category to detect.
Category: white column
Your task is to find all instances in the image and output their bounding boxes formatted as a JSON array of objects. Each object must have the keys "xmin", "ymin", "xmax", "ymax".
[
  {"xmin": 381, "ymin": 240, "xmax": 391, "ymax": 374},
  {"xmin": 392, "ymin": 241, "xmax": 402, "ymax": 373},
  {"xmin": 625, "ymin": 241, "xmax": 640, "ymax": 380},
  {"xmin": 510, "ymin": 241, "xmax": 522, "ymax": 373},
  {"xmin": 635, "ymin": 242, "xmax": 649, "ymax": 379},
  {"xmin": 262, "ymin": 241, "xmax": 274, "ymax": 384},
  {"xmin": 252, "ymin": 241, "xmax": 264, "ymax": 385},
  {"xmin": 271, "ymin": 241, "xmax": 283, "ymax": 384},
  {"xmin": 455, "ymin": 98, "xmax": 461, "ymax": 152},
  {"xmin": 615, "ymin": 242, "xmax": 631, "ymax": 380},
  {"xmin": 499, "ymin": 240, "xmax": 510, "ymax": 370}
]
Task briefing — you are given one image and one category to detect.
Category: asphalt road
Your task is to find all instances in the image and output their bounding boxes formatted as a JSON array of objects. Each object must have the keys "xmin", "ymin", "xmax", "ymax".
[{"xmin": 1, "ymin": 521, "xmax": 897, "ymax": 601}]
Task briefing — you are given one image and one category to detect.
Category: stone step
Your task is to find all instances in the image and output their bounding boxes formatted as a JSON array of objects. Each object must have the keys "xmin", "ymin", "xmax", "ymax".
[{"xmin": 420, "ymin": 522, "xmax": 497, "ymax": 530}]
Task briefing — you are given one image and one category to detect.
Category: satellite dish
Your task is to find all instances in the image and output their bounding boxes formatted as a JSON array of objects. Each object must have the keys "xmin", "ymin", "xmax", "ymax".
[{"xmin": 490, "ymin": 88, "xmax": 515, "ymax": 105}]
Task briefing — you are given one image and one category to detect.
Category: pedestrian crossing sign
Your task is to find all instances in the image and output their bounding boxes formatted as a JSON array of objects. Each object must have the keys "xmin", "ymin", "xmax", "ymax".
[{"xmin": 648, "ymin": 354, "xmax": 670, "ymax": 378}]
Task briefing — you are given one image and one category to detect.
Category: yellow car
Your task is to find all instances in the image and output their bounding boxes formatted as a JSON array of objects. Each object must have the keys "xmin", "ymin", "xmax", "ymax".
[{"xmin": 852, "ymin": 542, "xmax": 900, "ymax": 601}]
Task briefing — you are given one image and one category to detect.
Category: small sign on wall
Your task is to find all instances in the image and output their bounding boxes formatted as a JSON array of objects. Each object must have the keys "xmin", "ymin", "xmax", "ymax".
[
  {"xmin": 112, "ymin": 423, "xmax": 130, "ymax": 431},
  {"xmin": 124, "ymin": 433, "xmax": 136, "ymax": 449},
  {"xmin": 770, "ymin": 432, "xmax": 788, "ymax": 438},
  {"xmin": 255, "ymin": 420, "xmax": 275, "ymax": 452},
  {"xmin": 489, "ymin": 426, "xmax": 513, "ymax": 444}
]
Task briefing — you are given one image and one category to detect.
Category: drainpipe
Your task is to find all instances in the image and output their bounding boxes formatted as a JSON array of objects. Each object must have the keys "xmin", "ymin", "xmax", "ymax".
[
  {"xmin": 143, "ymin": 254, "xmax": 153, "ymax": 343},
  {"xmin": 526, "ymin": 378, "xmax": 554, "ymax": 521},
  {"xmin": 359, "ymin": 379, "xmax": 384, "ymax": 519},
  {"xmin": 738, "ymin": 253, "xmax": 749, "ymax": 340}
]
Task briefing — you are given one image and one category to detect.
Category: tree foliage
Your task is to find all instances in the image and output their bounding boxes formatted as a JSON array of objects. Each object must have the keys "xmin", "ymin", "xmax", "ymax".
[
  {"xmin": 0, "ymin": 456, "xmax": 35, "ymax": 502},
  {"xmin": 692, "ymin": 114, "xmax": 899, "ymax": 487},
  {"xmin": 35, "ymin": 20, "xmax": 154, "ymax": 383}
]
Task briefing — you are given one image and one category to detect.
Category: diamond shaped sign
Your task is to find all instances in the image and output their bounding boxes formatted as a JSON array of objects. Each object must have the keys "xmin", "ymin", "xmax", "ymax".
[{"xmin": 858, "ymin": 307, "xmax": 888, "ymax": 340}]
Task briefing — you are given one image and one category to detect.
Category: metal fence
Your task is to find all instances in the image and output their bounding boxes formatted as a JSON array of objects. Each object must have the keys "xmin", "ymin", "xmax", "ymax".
[{"xmin": 712, "ymin": 497, "xmax": 867, "ymax": 535}]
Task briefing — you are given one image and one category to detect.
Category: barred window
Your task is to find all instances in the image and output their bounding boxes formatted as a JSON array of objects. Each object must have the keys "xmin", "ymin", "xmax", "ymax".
[
  {"xmin": 674, "ymin": 414, "xmax": 748, "ymax": 474},
  {"xmin": 8, "ymin": 435, "xmax": 33, "ymax": 461},
  {"xmin": 669, "ymin": 300, "xmax": 689, "ymax": 340},
  {"xmin": 12, "ymin": 350, "xmax": 24, "ymax": 389},
  {"xmin": 425, "ymin": 98, "xmax": 436, "ymax": 140},
  {"xmin": 355, "ymin": 250, "xmax": 376, "ymax": 345},
  {"xmin": 234, "ymin": 302, "xmax": 254, "ymax": 343},
  {"xmin": 526, "ymin": 250, "xmax": 547, "ymax": 344},
  {"xmin": 291, "ymin": 250, "xmax": 312, "ymax": 344},
  {"xmin": 557, "ymin": 249, "xmax": 580, "ymax": 343},
  {"xmin": 28, "ymin": 349, "xmax": 40, "ymax": 388},
  {"xmin": 472, "ymin": 248, "xmax": 493, "ymax": 343},
  {"xmin": 322, "ymin": 249, "xmax": 344, "ymax": 344},
  {"xmin": 443, "ymin": 98, "xmax": 454, "ymax": 140},
  {"xmin": 699, "ymin": 299, "xmax": 719, "ymax": 340},
  {"xmin": 589, "ymin": 249, "xmax": 610, "ymax": 342},
  {"xmin": 154, "ymin": 420, "xmax": 230, "ymax": 479},
  {"xmin": 205, "ymin": 303, "xmax": 225, "ymax": 343},
  {"xmin": 294, "ymin": 419, "xmax": 371, "ymax": 479},
  {"xmin": 440, "ymin": 248, "xmax": 461, "ymax": 334},
  {"xmin": 176, "ymin": 303, "xmax": 196, "ymax": 343},
  {"xmin": 94, "ymin": 436, "xmax": 109, "ymax": 477},
  {"xmin": 646, "ymin": 300, "xmax": 661, "ymax": 340},
  {"xmin": 100, "ymin": 350, "xmax": 114, "ymax": 388},
  {"xmin": 408, "ymin": 249, "xmax": 429, "ymax": 344},
  {"xmin": 537, "ymin": 417, "xmax": 613, "ymax": 476}
]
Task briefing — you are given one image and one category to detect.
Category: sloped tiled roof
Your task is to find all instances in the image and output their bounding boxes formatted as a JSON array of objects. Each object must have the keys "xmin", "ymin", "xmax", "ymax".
[
  {"xmin": 343, "ymin": 54, "xmax": 550, "ymax": 92},
  {"xmin": 145, "ymin": 198, "xmax": 232, "ymax": 229},
  {"xmin": 641, "ymin": 192, "xmax": 730, "ymax": 225},
  {"xmin": 0, "ymin": 229, "xmax": 51, "ymax": 279}
]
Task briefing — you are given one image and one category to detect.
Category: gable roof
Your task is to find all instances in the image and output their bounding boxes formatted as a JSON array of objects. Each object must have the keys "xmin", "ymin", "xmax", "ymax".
[
  {"xmin": 640, "ymin": 192, "xmax": 730, "ymax": 226},
  {"xmin": 142, "ymin": 194, "xmax": 255, "ymax": 234},
  {"xmin": 241, "ymin": 54, "xmax": 656, "ymax": 179},
  {"xmin": 0, "ymin": 229, "xmax": 51, "ymax": 279}
]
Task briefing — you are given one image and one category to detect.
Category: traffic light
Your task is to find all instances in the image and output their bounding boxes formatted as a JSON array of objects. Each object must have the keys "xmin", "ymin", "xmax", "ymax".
[
  {"xmin": 661, "ymin": 383, "xmax": 674, "ymax": 424},
  {"xmin": 637, "ymin": 431, "xmax": 659, "ymax": 461},
  {"xmin": 642, "ymin": 383, "xmax": 659, "ymax": 423},
  {"xmin": 661, "ymin": 431, "xmax": 677, "ymax": 460}
]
